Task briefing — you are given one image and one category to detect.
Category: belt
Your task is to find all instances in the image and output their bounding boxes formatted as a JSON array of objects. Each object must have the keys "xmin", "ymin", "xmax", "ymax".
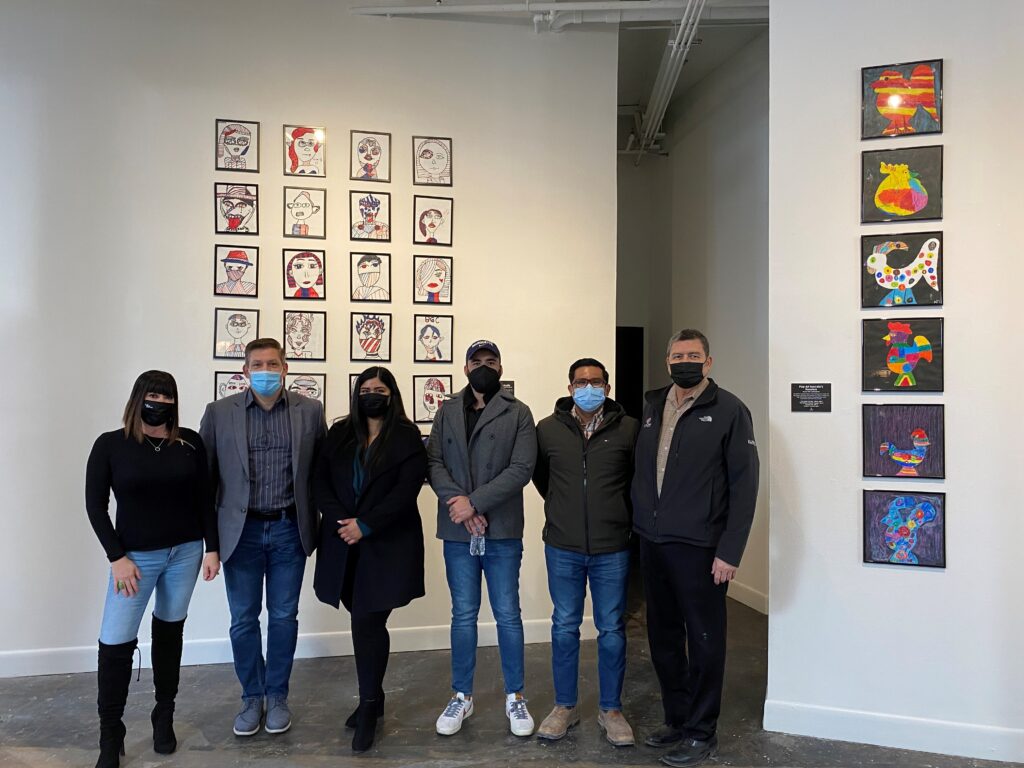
[{"xmin": 246, "ymin": 504, "xmax": 296, "ymax": 521}]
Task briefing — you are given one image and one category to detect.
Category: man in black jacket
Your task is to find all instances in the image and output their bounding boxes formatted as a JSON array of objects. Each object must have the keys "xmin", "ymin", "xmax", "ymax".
[
  {"xmin": 633, "ymin": 330, "xmax": 759, "ymax": 767},
  {"xmin": 533, "ymin": 358, "xmax": 639, "ymax": 747}
]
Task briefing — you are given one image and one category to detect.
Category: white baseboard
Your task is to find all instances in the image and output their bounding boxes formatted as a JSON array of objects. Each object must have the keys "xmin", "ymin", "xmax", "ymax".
[
  {"xmin": 764, "ymin": 698, "xmax": 1024, "ymax": 764},
  {"xmin": 0, "ymin": 617, "xmax": 597, "ymax": 679},
  {"xmin": 728, "ymin": 579, "xmax": 768, "ymax": 614}
]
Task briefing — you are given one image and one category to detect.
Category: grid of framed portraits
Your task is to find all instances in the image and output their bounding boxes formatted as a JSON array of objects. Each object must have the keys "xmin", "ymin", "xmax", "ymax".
[
  {"xmin": 861, "ymin": 145, "xmax": 943, "ymax": 223},
  {"xmin": 284, "ymin": 310, "xmax": 327, "ymax": 361},
  {"xmin": 283, "ymin": 125, "xmax": 326, "ymax": 176},
  {"xmin": 286, "ymin": 373, "xmax": 326, "ymax": 408},
  {"xmin": 413, "ymin": 255, "xmax": 453, "ymax": 304},
  {"xmin": 350, "ymin": 131, "xmax": 391, "ymax": 183},
  {"xmin": 214, "ymin": 245, "xmax": 258, "ymax": 297},
  {"xmin": 351, "ymin": 252, "xmax": 391, "ymax": 302},
  {"xmin": 861, "ymin": 232, "xmax": 941, "ymax": 308},
  {"xmin": 350, "ymin": 191, "xmax": 391, "ymax": 242},
  {"xmin": 861, "ymin": 59, "xmax": 942, "ymax": 140},
  {"xmin": 214, "ymin": 308, "xmax": 259, "ymax": 359},
  {"xmin": 413, "ymin": 195, "xmax": 453, "ymax": 246},
  {"xmin": 413, "ymin": 374, "xmax": 453, "ymax": 424},
  {"xmin": 861, "ymin": 317, "xmax": 943, "ymax": 392},
  {"xmin": 283, "ymin": 186, "xmax": 326, "ymax": 239},
  {"xmin": 215, "ymin": 371, "xmax": 250, "ymax": 400},
  {"xmin": 412, "ymin": 136, "xmax": 452, "ymax": 186},
  {"xmin": 862, "ymin": 404, "xmax": 945, "ymax": 480},
  {"xmin": 414, "ymin": 314, "xmax": 454, "ymax": 363},
  {"xmin": 351, "ymin": 312, "xmax": 392, "ymax": 363},
  {"xmin": 215, "ymin": 183, "xmax": 259, "ymax": 235},
  {"xmin": 216, "ymin": 119, "xmax": 260, "ymax": 172},
  {"xmin": 862, "ymin": 490, "xmax": 946, "ymax": 568},
  {"xmin": 283, "ymin": 249, "xmax": 326, "ymax": 300}
]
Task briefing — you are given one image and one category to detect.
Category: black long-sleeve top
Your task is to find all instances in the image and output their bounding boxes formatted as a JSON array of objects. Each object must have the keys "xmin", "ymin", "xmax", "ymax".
[{"xmin": 85, "ymin": 428, "xmax": 218, "ymax": 562}]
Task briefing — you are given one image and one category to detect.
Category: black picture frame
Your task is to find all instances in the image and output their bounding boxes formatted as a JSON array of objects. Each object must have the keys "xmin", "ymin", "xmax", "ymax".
[
  {"xmin": 413, "ymin": 254, "xmax": 453, "ymax": 305},
  {"xmin": 861, "ymin": 232, "xmax": 942, "ymax": 308},
  {"xmin": 214, "ymin": 371, "xmax": 250, "ymax": 400},
  {"xmin": 350, "ymin": 190, "xmax": 392, "ymax": 243},
  {"xmin": 413, "ymin": 314, "xmax": 454, "ymax": 363},
  {"xmin": 283, "ymin": 124, "xmax": 326, "ymax": 177},
  {"xmin": 350, "ymin": 312, "xmax": 393, "ymax": 363},
  {"xmin": 214, "ymin": 183, "xmax": 259, "ymax": 236},
  {"xmin": 862, "ymin": 317, "xmax": 943, "ymax": 392},
  {"xmin": 863, "ymin": 490, "xmax": 946, "ymax": 568},
  {"xmin": 213, "ymin": 245, "xmax": 259, "ymax": 298},
  {"xmin": 213, "ymin": 307, "xmax": 259, "ymax": 360},
  {"xmin": 861, "ymin": 59, "xmax": 942, "ymax": 141},
  {"xmin": 215, "ymin": 118, "xmax": 260, "ymax": 173},
  {"xmin": 283, "ymin": 186, "xmax": 327, "ymax": 240},
  {"xmin": 350, "ymin": 130, "xmax": 392, "ymax": 183},
  {"xmin": 412, "ymin": 135, "xmax": 453, "ymax": 186},
  {"xmin": 283, "ymin": 310, "xmax": 327, "ymax": 362},
  {"xmin": 350, "ymin": 252, "xmax": 391, "ymax": 303},
  {"xmin": 282, "ymin": 249, "xmax": 326, "ymax": 301},
  {"xmin": 286, "ymin": 373, "xmax": 327, "ymax": 410},
  {"xmin": 861, "ymin": 145, "xmax": 943, "ymax": 223},
  {"xmin": 862, "ymin": 403, "xmax": 945, "ymax": 479},
  {"xmin": 412, "ymin": 374, "xmax": 454, "ymax": 424},
  {"xmin": 413, "ymin": 195, "xmax": 454, "ymax": 247}
]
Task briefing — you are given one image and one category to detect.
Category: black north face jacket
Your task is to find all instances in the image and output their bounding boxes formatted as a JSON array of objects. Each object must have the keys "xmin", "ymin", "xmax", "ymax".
[{"xmin": 631, "ymin": 379, "xmax": 759, "ymax": 566}]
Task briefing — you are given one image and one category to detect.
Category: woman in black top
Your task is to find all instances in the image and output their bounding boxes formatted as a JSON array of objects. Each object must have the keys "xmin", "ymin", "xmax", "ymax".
[
  {"xmin": 85, "ymin": 371, "xmax": 219, "ymax": 768},
  {"xmin": 312, "ymin": 366, "xmax": 427, "ymax": 753}
]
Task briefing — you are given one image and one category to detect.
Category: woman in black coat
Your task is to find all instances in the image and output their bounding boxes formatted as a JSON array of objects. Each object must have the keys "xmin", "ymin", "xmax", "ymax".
[{"xmin": 312, "ymin": 366, "xmax": 427, "ymax": 753}]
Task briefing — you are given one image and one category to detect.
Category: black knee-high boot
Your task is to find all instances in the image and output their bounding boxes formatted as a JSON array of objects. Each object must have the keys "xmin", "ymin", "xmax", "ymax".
[
  {"xmin": 150, "ymin": 616, "xmax": 186, "ymax": 755},
  {"xmin": 96, "ymin": 639, "xmax": 137, "ymax": 768}
]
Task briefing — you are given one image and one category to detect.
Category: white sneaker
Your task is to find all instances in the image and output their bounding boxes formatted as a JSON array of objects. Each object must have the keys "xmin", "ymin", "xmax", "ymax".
[
  {"xmin": 506, "ymin": 692, "xmax": 535, "ymax": 736},
  {"xmin": 436, "ymin": 692, "xmax": 474, "ymax": 736}
]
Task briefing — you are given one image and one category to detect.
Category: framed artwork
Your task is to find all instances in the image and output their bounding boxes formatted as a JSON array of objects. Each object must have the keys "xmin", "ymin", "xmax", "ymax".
[
  {"xmin": 413, "ymin": 195, "xmax": 453, "ymax": 246},
  {"xmin": 283, "ymin": 310, "xmax": 327, "ymax": 361},
  {"xmin": 861, "ymin": 145, "xmax": 942, "ymax": 223},
  {"xmin": 861, "ymin": 59, "xmax": 942, "ymax": 140},
  {"xmin": 350, "ymin": 130, "xmax": 391, "ymax": 183},
  {"xmin": 350, "ymin": 191, "xmax": 391, "ymax": 242},
  {"xmin": 500, "ymin": 381, "xmax": 515, "ymax": 397},
  {"xmin": 350, "ymin": 252, "xmax": 391, "ymax": 303},
  {"xmin": 863, "ymin": 490, "xmax": 946, "ymax": 568},
  {"xmin": 215, "ymin": 119, "xmax": 259, "ymax": 173},
  {"xmin": 214, "ymin": 245, "xmax": 258, "ymax": 297},
  {"xmin": 349, "ymin": 373, "xmax": 360, "ymax": 400},
  {"xmin": 283, "ymin": 124, "xmax": 326, "ymax": 176},
  {"xmin": 414, "ymin": 314, "xmax": 454, "ymax": 363},
  {"xmin": 862, "ymin": 404, "xmax": 945, "ymax": 479},
  {"xmin": 215, "ymin": 371, "xmax": 249, "ymax": 400},
  {"xmin": 283, "ymin": 186, "xmax": 326, "ymax": 239},
  {"xmin": 213, "ymin": 308, "xmax": 259, "ymax": 359},
  {"xmin": 282, "ymin": 249, "xmax": 326, "ymax": 300},
  {"xmin": 214, "ymin": 183, "xmax": 258, "ymax": 235},
  {"xmin": 287, "ymin": 373, "xmax": 326, "ymax": 408},
  {"xmin": 413, "ymin": 374, "xmax": 453, "ymax": 424},
  {"xmin": 412, "ymin": 135, "xmax": 452, "ymax": 186},
  {"xmin": 861, "ymin": 232, "xmax": 942, "ymax": 308},
  {"xmin": 350, "ymin": 312, "xmax": 392, "ymax": 363},
  {"xmin": 862, "ymin": 317, "xmax": 943, "ymax": 392},
  {"xmin": 413, "ymin": 255, "xmax": 453, "ymax": 305}
]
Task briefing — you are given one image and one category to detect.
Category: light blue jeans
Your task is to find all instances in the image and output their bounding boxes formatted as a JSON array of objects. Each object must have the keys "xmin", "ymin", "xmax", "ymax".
[{"xmin": 98, "ymin": 540, "xmax": 203, "ymax": 644}]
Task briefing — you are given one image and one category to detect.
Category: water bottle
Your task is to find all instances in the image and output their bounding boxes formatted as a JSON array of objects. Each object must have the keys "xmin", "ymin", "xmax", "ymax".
[{"xmin": 469, "ymin": 533, "xmax": 486, "ymax": 556}]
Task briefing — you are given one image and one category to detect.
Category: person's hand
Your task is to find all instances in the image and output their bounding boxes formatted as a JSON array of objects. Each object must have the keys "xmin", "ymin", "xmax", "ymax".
[
  {"xmin": 711, "ymin": 557, "xmax": 737, "ymax": 585},
  {"xmin": 202, "ymin": 552, "xmax": 221, "ymax": 582},
  {"xmin": 111, "ymin": 557, "xmax": 141, "ymax": 597},
  {"xmin": 447, "ymin": 496, "xmax": 476, "ymax": 524},
  {"xmin": 463, "ymin": 514, "xmax": 488, "ymax": 537},
  {"xmin": 337, "ymin": 519, "xmax": 364, "ymax": 545}
]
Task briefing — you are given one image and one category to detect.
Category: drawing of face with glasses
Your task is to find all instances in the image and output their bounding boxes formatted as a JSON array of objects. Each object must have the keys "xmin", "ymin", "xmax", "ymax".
[{"xmin": 218, "ymin": 123, "xmax": 252, "ymax": 169}]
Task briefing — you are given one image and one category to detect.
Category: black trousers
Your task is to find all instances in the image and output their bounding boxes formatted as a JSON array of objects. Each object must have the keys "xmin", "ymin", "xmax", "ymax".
[
  {"xmin": 640, "ymin": 537, "xmax": 728, "ymax": 741},
  {"xmin": 351, "ymin": 609, "xmax": 392, "ymax": 700}
]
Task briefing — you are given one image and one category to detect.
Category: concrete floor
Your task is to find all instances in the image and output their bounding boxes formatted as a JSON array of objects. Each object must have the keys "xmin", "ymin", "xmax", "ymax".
[{"xmin": 0, "ymin": 598, "xmax": 1014, "ymax": 768}]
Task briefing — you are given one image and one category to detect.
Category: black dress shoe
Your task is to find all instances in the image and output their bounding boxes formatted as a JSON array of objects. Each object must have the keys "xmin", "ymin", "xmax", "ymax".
[
  {"xmin": 644, "ymin": 723, "xmax": 685, "ymax": 747},
  {"xmin": 351, "ymin": 700, "xmax": 380, "ymax": 753},
  {"xmin": 660, "ymin": 735, "xmax": 718, "ymax": 767}
]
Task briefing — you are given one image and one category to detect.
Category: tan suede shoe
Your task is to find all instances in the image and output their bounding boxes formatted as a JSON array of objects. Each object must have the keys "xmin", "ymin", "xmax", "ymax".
[
  {"xmin": 598, "ymin": 709, "xmax": 636, "ymax": 746},
  {"xmin": 536, "ymin": 706, "xmax": 580, "ymax": 740}
]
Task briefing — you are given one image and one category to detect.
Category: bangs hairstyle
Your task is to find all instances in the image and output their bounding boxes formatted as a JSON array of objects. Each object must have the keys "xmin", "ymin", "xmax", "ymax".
[
  {"xmin": 335, "ymin": 366, "xmax": 414, "ymax": 471},
  {"xmin": 122, "ymin": 370, "xmax": 180, "ymax": 444}
]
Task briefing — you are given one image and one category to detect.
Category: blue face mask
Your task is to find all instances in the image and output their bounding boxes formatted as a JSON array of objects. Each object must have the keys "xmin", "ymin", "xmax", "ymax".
[
  {"xmin": 572, "ymin": 384, "xmax": 606, "ymax": 413},
  {"xmin": 249, "ymin": 370, "xmax": 282, "ymax": 398}
]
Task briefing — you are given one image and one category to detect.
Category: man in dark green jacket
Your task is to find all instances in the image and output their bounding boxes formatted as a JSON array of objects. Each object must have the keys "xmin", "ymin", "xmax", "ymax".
[{"xmin": 532, "ymin": 358, "xmax": 639, "ymax": 747}]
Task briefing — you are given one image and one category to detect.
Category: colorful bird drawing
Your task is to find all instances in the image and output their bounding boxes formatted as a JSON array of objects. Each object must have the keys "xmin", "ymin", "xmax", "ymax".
[
  {"xmin": 883, "ymin": 321, "xmax": 932, "ymax": 387},
  {"xmin": 874, "ymin": 162, "xmax": 929, "ymax": 217},
  {"xmin": 865, "ymin": 239, "xmax": 941, "ymax": 306},
  {"xmin": 880, "ymin": 495, "xmax": 938, "ymax": 564},
  {"xmin": 870, "ymin": 64, "xmax": 940, "ymax": 136},
  {"xmin": 879, "ymin": 428, "xmax": 930, "ymax": 476}
]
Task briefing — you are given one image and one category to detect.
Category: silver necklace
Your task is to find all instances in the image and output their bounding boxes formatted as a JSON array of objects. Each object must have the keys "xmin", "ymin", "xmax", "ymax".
[{"xmin": 145, "ymin": 437, "xmax": 166, "ymax": 453}]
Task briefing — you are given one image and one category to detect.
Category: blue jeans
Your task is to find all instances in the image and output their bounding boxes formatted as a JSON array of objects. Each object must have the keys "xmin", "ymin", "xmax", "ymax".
[
  {"xmin": 223, "ymin": 517, "xmax": 306, "ymax": 700},
  {"xmin": 99, "ymin": 540, "xmax": 203, "ymax": 645},
  {"xmin": 443, "ymin": 538, "xmax": 524, "ymax": 695},
  {"xmin": 545, "ymin": 544, "xmax": 630, "ymax": 711}
]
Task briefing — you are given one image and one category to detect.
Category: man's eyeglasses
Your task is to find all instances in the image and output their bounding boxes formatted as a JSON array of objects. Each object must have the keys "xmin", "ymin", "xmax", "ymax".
[{"xmin": 572, "ymin": 378, "xmax": 606, "ymax": 389}]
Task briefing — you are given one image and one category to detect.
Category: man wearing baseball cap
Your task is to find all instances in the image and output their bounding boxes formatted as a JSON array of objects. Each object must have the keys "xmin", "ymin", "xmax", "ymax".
[{"xmin": 426, "ymin": 340, "xmax": 538, "ymax": 738}]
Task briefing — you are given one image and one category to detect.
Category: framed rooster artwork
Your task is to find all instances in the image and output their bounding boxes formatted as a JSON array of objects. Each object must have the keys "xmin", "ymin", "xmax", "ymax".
[
  {"xmin": 861, "ymin": 59, "xmax": 942, "ymax": 140},
  {"xmin": 862, "ymin": 490, "xmax": 946, "ymax": 568},
  {"xmin": 861, "ymin": 145, "xmax": 942, "ymax": 223},
  {"xmin": 862, "ymin": 317, "xmax": 943, "ymax": 392},
  {"xmin": 862, "ymin": 404, "xmax": 945, "ymax": 479}
]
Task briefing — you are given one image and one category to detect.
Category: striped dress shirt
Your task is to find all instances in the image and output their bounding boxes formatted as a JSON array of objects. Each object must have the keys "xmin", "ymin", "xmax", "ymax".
[{"xmin": 246, "ymin": 390, "xmax": 294, "ymax": 512}]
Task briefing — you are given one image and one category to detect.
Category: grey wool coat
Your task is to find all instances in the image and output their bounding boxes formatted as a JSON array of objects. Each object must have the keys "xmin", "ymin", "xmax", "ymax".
[{"xmin": 426, "ymin": 386, "xmax": 537, "ymax": 542}]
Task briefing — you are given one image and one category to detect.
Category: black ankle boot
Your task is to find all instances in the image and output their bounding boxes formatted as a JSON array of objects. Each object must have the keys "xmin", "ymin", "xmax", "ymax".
[
  {"xmin": 96, "ymin": 638, "xmax": 137, "ymax": 768},
  {"xmin": 351, "ymin": 699, "xmax": 380, "ymax": 753},
  {"xmin": 150, "ymin": 616, "xmax": 186, "ymax": 755},
  {"xmin": 345, "ymin": 691, "xmax": 384, "ymax": 729}
]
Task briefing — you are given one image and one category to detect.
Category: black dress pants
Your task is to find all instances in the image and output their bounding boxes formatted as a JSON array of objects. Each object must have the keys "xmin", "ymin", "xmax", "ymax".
[
  {"xmin": 351, "ymin": 609, "xmax": 392, "ymax": 700},
  {"xmin": 640, "ymin": 537, "xmax": 728, "ymax": 741}
]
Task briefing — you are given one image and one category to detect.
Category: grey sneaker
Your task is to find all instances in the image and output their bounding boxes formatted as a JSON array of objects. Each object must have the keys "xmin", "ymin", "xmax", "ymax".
[
  {"xmin": 233, "ymin": 696, "xmax": 263, "ymax": 737},
  {"xmin": 265, "ymin": 695, "xmax": 292, "ymax": 734}
]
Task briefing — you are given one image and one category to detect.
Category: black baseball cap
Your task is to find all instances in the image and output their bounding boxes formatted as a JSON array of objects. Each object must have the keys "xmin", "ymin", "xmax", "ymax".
[{"xmin": 465, "ymin": 339, "xmax": 501, "ymax": 362}]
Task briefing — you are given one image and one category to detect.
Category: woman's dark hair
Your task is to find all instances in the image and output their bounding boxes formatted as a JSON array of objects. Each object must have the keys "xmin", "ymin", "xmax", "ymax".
[
  {"xmin": 337, "ymin": 366, "xmax": 413, "ymax": 470},
  {"xmin": 122, "ymin": 370, "xmax": 180, "ymax": 444}
]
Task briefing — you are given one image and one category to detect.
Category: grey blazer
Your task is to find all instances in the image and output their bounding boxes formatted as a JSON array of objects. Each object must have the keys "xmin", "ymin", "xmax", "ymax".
[
  {"xmin": 427, "ymin": 386, "xmax": 537, "ymax": 542},
  {"xmin": 199, "ymin": 392, "xmax": 326, "ymax": 563}
]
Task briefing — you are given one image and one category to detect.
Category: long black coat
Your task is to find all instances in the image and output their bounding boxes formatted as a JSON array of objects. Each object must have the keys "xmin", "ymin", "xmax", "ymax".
[{"xmin": 312, "ymin": 420, "xmax": 427, "ymax": 614}]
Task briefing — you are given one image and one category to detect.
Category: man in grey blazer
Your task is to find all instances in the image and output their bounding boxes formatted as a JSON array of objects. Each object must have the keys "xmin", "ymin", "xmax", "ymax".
[
  {"xmin": 199, "ymin": 338, "xmax": 326, "ymax": 737},
  {"xmin": 427, "ymin": 340, "xmax": 537, "ymax": 738}
]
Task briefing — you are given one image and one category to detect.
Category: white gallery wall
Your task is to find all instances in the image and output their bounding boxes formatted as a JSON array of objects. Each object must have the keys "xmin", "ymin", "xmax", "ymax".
[
  {"xmin": 766, "ymin": 1, "xmax": 1024, "ymax": 762},
  {"xmin": 0, "ymin": 0, "xmax": 617, "ymax": 676}
]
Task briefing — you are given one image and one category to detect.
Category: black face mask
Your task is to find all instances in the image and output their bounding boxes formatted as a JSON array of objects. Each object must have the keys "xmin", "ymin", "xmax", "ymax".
[
  {"xmin": 670, "ymin": 362, "xmax": 706, "ymax": 390},
  {"xmin": 141, "ymin": 400, "xmax": 175, "ymax": 427},
  {"xmin": 468, "ymin": 365, "xmax": 501, "ymax": 397},
  {"xmin": 359, "ymin": 393, "xmax": 390, "ymax": 418}
]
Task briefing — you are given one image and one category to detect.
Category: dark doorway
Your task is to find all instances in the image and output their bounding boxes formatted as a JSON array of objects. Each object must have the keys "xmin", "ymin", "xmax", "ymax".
[{"xmin": 615, "ymin": 326, "xmax": 645, "ymax": 420}]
